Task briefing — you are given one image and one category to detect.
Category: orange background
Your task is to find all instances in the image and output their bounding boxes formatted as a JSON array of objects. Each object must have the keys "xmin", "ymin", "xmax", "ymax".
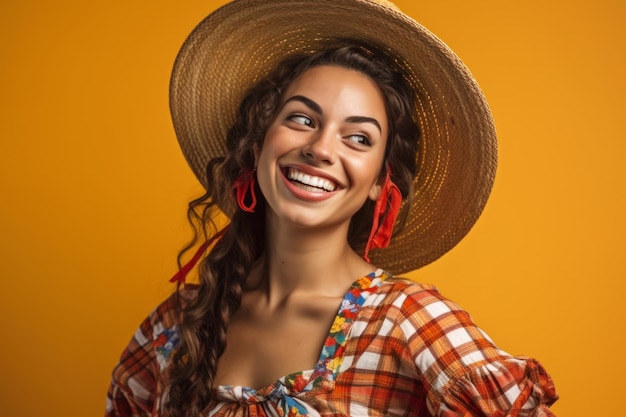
[{"xmin": 1, "ymin": 1, "xmax": 624, "ymax": 415}]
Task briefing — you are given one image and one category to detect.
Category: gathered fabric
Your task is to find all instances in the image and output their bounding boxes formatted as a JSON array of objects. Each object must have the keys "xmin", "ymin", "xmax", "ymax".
[{"xmin": 106, "ymin": 270, "xmax": 558, "ymax": 416}]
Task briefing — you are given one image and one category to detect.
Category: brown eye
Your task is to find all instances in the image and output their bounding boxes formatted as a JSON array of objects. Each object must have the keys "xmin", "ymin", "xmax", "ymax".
[
  {"xmin": 347, "ymin": 134, "xmax": 371, "ymax": 146},
  {"xmin": 288, "ymin": 114, "xmax": 314, "ymax": 127}
]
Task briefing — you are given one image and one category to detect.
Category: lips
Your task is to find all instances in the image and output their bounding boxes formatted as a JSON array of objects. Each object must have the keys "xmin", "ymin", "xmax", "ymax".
[{"xmin": 285, "ymin": 167, "xmax": 337, "ymax": 193}]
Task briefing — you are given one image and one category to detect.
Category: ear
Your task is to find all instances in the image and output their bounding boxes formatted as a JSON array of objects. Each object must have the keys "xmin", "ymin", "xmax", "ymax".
[{"xmin": 368, "ymin": 170, "xmax": 386, "ymax": 201}]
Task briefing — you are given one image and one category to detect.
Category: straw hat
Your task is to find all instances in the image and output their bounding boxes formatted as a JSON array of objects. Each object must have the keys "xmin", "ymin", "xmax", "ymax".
[{"xmin": 169, "ymin": 0, "xmax": 497, "ymax": 275}]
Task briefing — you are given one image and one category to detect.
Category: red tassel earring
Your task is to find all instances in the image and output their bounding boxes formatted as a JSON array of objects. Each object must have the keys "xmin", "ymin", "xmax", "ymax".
[
  {"xmin": 232, "ymin": 169, "xmax": 257, "ymax": 213},
  {"xmin": 363, "ymin": 168, "xmax": 402, "ymax": 263}
]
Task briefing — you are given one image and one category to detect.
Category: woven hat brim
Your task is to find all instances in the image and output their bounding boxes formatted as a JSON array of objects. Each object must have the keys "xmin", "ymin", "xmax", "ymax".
[{"xmin": 169, "ymin": 0, "xmax": 497, "ymax": 275}]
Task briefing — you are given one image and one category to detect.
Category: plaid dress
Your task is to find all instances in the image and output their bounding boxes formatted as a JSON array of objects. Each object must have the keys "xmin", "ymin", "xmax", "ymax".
[{"xmin": 106, "ymin": 270, "xmax": 558, "ymax": 416}]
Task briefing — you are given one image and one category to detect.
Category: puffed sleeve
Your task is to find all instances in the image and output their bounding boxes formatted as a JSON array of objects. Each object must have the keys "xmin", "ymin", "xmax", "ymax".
[
  {"xmin": 105, "ymin": 290, "xmax": 187, "ymax": 417},
  {"xmin": 398, "ymin": 282, "xmax": 558, "ymax": 416}
]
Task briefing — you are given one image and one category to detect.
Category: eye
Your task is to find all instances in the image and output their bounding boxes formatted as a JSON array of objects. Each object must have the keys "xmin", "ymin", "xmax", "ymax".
[
  {"xmin": 288, "ymin": 114, "xmax": 315, "ymax": 128},
  {"xmin": 347, "ymin": 133, "xmax": 372, "ymax": 147}
]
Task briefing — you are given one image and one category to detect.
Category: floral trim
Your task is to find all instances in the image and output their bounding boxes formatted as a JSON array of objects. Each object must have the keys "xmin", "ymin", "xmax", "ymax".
[{"xmin": 291, "ymin": 270, "xmax": 386, "ymax": 392}]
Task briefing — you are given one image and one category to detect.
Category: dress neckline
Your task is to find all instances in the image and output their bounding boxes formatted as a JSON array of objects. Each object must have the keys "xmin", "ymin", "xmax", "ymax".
[{"xmin": 214, "ymin": 269, "xmax": 388, "ymax": 399}]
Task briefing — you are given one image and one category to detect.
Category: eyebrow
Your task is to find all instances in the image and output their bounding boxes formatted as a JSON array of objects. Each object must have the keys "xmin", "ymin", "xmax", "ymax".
[
  {"xmin": 283, "ymin": 95, "xmax": 323, "ymax": 115},
  {"xmin": 345, "ymin": 116, "xmax": 382, "ymax": 133},
  {"xmin": 282, "ymin": 95, "xmax": 382, "ymax": 133}
]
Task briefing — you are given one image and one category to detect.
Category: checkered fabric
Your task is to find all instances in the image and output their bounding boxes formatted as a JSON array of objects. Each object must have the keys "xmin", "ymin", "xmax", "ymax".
[{"xmin": 106, "ymin": 270, "xmax": 557, "ymax": 416}]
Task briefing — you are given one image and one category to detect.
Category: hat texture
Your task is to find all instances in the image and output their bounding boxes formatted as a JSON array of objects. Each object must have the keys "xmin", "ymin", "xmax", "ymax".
[{"xmin": 169, "ymin": 0, "xmax": 498, "ymax": 274}]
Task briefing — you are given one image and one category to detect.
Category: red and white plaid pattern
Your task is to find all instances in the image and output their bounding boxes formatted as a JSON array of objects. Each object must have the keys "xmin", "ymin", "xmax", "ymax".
[{"xmin": 106, "ymin": 273, "xmax": 557, "ymax": 416}]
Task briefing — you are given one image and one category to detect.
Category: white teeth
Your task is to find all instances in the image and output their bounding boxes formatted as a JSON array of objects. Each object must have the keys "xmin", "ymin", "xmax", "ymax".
[{"xmin": 287, "ymin": 168, "xmax": 336, "ymax": 192}]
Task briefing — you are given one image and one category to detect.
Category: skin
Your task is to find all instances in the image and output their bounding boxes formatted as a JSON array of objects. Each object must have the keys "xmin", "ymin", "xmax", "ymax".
[{"xmin": 214, "ymin": 65, "xmax": 389, "ymax": 390}]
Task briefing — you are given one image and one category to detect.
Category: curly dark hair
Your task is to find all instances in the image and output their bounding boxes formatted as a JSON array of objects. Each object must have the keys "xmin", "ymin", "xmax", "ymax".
[{"xmin": 165, "ymin": 39, "xmax": 420, "ymax": 417}]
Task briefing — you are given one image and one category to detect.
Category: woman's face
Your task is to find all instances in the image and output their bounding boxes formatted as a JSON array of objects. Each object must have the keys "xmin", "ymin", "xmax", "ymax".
[{"xmin": 256, "ymin": 64, "xmax": 388, "ymax": 231}]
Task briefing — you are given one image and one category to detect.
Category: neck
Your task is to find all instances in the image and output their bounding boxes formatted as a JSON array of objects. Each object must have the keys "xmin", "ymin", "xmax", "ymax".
[{"xmin": 249, "ymin": 215, "xmax": 376, "ymax": 307}]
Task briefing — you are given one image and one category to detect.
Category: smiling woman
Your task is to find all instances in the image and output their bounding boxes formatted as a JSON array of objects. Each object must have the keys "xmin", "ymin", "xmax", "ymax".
[{"xmin": 105, "ymin": 1, "xmax": 558, "ymax": 416}]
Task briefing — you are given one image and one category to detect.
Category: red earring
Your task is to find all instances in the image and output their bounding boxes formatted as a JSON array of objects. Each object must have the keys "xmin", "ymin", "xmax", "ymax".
[
  {"xmin": 232, "ymin": 169, "xmax": 257, "ymax": 213},
  {"xmin": 363, "ymin": 169, "xmax": 402, "ymax": 263}
]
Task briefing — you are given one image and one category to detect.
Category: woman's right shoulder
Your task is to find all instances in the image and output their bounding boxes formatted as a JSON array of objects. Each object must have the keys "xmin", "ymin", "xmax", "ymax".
[
  {"xmin": 111, "ymin": 286, "xmax": 200, "ymax": 380},
  {"xmin": 106, "ymin": 286, "xmax": 199, "ymax": 414},
  {"xmin": 142, "ymin": 284, "xmax": 199, "ymax": 331}
]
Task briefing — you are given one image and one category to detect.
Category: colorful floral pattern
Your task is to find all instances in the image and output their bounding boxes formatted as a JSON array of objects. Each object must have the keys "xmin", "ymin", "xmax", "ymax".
[
  {"xmin": 154, "ymin": 326, "xmax": 180, "ymax": 369},
  {"xmin": 303, "ymin": 272, "xmax": 384, "ymax": 391}
]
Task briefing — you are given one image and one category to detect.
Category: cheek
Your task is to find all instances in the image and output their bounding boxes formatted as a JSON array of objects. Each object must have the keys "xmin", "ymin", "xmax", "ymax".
[
  {"xmin": 256, "ymin": 129, "xmax": 275, "ymax": 170},
  {"xmin": 255, "ymin": 149, "xmax": 273, "ymax": 195},
  {"xmin": 255, "ymin": 136, "xmax": 284, "ymax": 196},
  {"xmin": 350, "ymin": 153, "xmax": 385, "ymax": 187},
  {"xmin": 259, "ymin": 126, "xmax": 290, "ymax": 157}
]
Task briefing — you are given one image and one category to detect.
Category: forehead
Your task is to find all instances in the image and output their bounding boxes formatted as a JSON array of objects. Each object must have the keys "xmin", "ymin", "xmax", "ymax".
[{"xmin": 283, "ymin": 65, "xmax": 386, "ymax": 108}]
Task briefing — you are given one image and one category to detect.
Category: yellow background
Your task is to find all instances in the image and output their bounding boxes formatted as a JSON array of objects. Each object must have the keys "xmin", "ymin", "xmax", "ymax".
[{"xmin": 1, "ymin": 0, "xmax": 624, "ymax": 415}]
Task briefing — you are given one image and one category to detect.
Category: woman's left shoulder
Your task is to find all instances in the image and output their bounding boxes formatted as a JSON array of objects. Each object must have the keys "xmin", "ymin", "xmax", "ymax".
[
  {"xmin": 380, "ymin": 274, "xmax": 438, "ymax": 292},
  {"xmin": 375, "ymin": 273, "xmax": 449, "ymax": 306},
  {"xmin": 369, "ymin": 273, "xmax": 473, "ymax": 325}
]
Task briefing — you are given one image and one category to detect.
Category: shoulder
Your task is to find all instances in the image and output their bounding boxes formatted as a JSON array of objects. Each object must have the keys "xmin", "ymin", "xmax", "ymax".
[
  {"xmin": 361, "ymin": 274, "xmax": 560, "ymax": 415},
  {"xmin": 111, "ymin": 285, "xmax": 199, "ymax": 382},
  {"xmin": 143, "ymin": 284, "xmax": 197, "ymax": 331},
  {"xmin": 107, "ymin": 287, "xmax": 197, "ymax": 415},
  {"xmin": 369, "ymin": 274, "xmax": 456, "ymax": 313},
  {"xmin": 366, "ymin": 275, "xmax": 478, "ymax": 341},
  {"xmin": 144, "ymin": 285, "xmax": 199, "ymax": 364}
]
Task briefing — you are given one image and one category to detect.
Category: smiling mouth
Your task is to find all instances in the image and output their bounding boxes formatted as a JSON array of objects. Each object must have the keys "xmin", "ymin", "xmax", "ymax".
[{"xmin": 285, "ymin": 167, "xmax": 337, "ymax": 193}]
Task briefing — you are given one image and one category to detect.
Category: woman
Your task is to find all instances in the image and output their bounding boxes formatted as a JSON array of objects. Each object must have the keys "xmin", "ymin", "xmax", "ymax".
[{"xmin": 107, "ymin": 1, "xmax": 558, "ymax": 416}]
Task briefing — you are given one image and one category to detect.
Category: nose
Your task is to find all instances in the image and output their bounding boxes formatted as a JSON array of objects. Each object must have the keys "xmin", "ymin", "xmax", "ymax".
[{"xmin": 302, "ymin": 126, "xmax": 337, "ymax": 165}]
